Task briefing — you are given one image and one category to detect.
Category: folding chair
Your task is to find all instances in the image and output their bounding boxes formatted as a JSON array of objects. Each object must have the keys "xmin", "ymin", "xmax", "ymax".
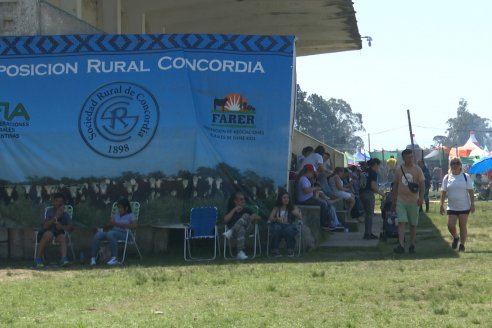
[
  {"xmin": 100, "ymin": 201, "xmax": 143, "ymax": 263},
  {"xmin": 266, "ymin": 220, "xmax": 303, "ymax": 258},
  {"xmin": 223, "ymin": 206, "xmax": 262, "ymax": 260},
  {"xmin": 34, "ymin": 205, "xmax": 75, "ymax": 260},
  {"xmin": 184, "ymin": 207, "xmax": 220, "ymax": 261}
]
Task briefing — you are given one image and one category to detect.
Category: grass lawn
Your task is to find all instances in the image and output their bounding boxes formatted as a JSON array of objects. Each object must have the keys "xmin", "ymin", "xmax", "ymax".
[{"xmin": 1, "ymin": 201, "xmax": 491, "ymax": 327}]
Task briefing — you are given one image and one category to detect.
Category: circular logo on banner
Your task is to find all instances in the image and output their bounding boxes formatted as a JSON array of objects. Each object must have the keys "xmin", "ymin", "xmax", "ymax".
[{"xmin": 78, "ymin": 82, "xmax": 159, "ymax": 158}]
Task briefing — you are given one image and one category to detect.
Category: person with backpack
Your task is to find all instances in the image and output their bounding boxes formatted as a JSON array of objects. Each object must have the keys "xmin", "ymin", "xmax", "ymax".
[
  {"xmin": 439, "ymin": 157, "xmax": 475, "ymax": 252},
  {"xmin": 359, "ymin": 158, "xmax": 386, "ymax": 239}
]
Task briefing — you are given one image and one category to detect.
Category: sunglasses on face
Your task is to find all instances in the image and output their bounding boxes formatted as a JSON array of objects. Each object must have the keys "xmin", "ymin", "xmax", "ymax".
[{"xmin": 450, "ymin": 162, "xmax": 461, "ymax": 166}]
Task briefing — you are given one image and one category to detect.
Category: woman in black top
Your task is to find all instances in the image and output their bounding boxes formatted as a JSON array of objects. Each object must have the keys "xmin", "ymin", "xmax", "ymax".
[{"xmin": 359, "ymin": 158, "xmax": 385, "ymax": 239}]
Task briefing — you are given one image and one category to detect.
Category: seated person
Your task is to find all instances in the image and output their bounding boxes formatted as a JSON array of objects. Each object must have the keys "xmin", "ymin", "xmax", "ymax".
[
  {"xmin": 268, "ymin": 190, "xmax": 302, "ymax": 257},
  {"xmin": 297, "ymin": 146, "xmax": 314, "ymax": 171},
  {"xmin": 90, "ymin": 198, "xmax": 137, "ymax": 266},
  {"xmin": 474, "ymin": 173, "xmax": 491, "ymax": 200},
  {"xmin": 296, "ymin": 164, "xmax": 344, "ymax": 231},
  {"xmin": 329, "ymin": 167, "xmax": 356, "ymax": 215},
  {"xmin": 223, "ymin": 191, "xmax": 261, "ymax": 260},
  {"xmin": 34, "ymin": 192, "xmax": 73, "ymax": 268}
]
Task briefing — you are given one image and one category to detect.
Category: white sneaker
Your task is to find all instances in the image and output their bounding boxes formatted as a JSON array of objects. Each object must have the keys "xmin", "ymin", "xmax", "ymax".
[
  {"xmin": 90, "ymin": 257, "xmax": 96, "ymax": 266},
  {"xmin": 236, "ymin": 250, "xmax": 248, "ymax": 260},
  {"xmin": 223, "ymin": 229, "xmax": 233, "ymax": 239},
  {"xmin": 106, "ymin": 257, "xmax": 120, "ymax": 266}
]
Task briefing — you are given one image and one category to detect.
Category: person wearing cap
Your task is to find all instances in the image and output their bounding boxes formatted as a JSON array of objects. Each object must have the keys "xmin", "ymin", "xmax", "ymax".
[{"xmin": 295, "ymin": 164, "xmax": 344, "ymax": 231}]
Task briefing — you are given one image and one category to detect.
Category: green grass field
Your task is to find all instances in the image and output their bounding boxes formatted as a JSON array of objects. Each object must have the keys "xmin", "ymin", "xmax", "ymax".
[{"xmin": 1, "ymin": 201, "xmax": 491, "ymax": 327}]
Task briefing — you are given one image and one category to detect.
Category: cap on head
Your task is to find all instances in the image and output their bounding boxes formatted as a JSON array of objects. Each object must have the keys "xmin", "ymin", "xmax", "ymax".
[{"xmin": 304, "ymin": 164, "xmax": 317, "ymax": 173}]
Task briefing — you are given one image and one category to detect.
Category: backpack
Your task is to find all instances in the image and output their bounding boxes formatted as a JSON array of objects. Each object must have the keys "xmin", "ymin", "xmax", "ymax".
[{"xmin": 359, "ymin": 170, "xmax": 369, "ymax": 191}]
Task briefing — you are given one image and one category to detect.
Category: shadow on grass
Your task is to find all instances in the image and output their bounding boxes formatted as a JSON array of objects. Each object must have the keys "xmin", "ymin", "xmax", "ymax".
[{"xmin": 0, "ymin": 208, "xmax": 466, "ymax": 270}]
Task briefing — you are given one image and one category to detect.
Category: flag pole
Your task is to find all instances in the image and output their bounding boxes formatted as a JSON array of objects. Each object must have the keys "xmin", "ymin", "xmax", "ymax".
[{"xmin": 407, "ymin": 109, "xmax": 416, "ymax": 163}]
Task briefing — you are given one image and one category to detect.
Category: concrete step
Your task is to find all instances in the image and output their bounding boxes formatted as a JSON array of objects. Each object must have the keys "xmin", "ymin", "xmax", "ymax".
[{"xmin": 319, "ymin": 214, "xmax": 382, "ymax": 248}]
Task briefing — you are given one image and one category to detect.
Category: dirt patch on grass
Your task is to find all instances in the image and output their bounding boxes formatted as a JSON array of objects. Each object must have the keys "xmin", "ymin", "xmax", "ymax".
[{"xmin": 0, "ymin": 268, "xmax": 77, "ymax": 282}]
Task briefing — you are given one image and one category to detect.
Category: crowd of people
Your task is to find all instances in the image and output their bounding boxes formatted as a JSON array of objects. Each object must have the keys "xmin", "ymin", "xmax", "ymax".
[
  {"xmin": 33, "ymin": 146, "xmax": 485, "ymax": 266},
  {"xmin": 292, "ymin": 145, "xmax": 481, "ymax": 255}
]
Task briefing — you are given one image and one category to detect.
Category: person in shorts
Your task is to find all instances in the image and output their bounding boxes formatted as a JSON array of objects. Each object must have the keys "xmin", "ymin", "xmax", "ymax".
[
  {"xmin": 439, "ymin": 157, "xmax": 475, "ymax": 252},
  {"xmin": 34, "ymin": 192, "xmax": 73, "ymax": 267},
  {"xmin": 391, "ymin": 149, "xmax": 425, "ymax": 254}
]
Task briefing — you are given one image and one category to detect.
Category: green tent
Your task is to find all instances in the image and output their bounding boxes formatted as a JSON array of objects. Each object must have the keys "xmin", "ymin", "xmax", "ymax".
[{"xmin": 370, "ymin": 150, "xmax": 399, "ymax": 162}]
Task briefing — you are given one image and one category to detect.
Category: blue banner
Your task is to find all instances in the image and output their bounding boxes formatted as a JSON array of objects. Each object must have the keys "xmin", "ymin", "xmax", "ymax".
[{"xmin": 0, "ymin": 34, "xmax": 295, "ymax": 221}]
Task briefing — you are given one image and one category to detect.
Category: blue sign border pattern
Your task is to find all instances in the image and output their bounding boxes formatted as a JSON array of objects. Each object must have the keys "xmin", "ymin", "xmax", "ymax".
[{"xmin": 0, "ymin": 34, "xmax": 294, "ymax": 56}]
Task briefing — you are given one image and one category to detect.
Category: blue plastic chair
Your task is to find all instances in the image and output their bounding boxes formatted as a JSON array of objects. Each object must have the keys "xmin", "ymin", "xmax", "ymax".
[{"xmin": 184, "ymin": 207, "xmax": 220, "ymax": 261}]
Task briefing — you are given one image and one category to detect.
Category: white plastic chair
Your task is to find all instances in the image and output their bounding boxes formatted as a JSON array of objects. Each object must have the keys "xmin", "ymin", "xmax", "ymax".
[{"xmin": 34, "ymin": 205, "xmax": 75, "ymax": 260}]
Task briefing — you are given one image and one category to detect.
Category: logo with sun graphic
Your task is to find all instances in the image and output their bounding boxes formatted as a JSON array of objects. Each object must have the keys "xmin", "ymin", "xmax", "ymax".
[{"xmin": 211, "ymin": 93, "xmax": 256, "ymax": 128}]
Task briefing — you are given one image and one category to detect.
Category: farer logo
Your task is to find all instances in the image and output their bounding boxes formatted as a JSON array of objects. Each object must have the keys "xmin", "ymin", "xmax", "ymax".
[
  {"xmin": 78, "ymin": 81, "xmax": 159, "ymax": 159},
  {"xmin": 211, "ymin": 93, "xmax": 256, "ymax": 128}
]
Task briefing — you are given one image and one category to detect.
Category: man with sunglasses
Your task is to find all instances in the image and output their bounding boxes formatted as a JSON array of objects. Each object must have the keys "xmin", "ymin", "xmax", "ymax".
[
  {"xmin": 391, "ymin": 148, "xmax": 425, "ymax": 254},
  {"xmin": 223, "ymin": 191, "xmax": 261, "ymax": 260}
]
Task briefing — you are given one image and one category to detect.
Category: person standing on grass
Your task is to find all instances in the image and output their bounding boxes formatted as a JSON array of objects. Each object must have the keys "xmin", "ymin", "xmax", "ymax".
[
  {"xmin": 439, "ymin": 157, "xmax": 475, "ymax": 252},
  {"xmin": 391, "ymin": 148, "xmax": 425, "ymax": 254},
  {"xmin": 418, "ymin": 160, "xmax": 432, "ymax": 213},
  {"xmin": 359, "ymin": 158, "xmax": 386, "ymax": 240}
]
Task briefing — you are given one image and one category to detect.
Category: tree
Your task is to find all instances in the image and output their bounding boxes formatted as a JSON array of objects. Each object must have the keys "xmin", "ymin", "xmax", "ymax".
[
  {"xmin": 294, "ymin": 85, "xmax": 365, "ymax": 152},
  {"xmin": 441, "ymin": 98, "xmax": 492, "ymax": 148}
]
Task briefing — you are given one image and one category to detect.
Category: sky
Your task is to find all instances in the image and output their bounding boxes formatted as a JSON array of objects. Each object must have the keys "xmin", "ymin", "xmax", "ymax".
[{"xmin": 296, "ymin": 0, "xmax": 492, "ymax": 152}]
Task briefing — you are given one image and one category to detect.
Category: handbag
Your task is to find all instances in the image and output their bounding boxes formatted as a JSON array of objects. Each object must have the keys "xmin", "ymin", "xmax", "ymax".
[{"xmin": 401, "ymin": 166, "xmax": 419, "ymax": 193}]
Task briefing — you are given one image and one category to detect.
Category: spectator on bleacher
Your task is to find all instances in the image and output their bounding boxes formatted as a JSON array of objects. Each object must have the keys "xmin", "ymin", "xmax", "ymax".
[
  {"xmin": 268, "ymin": 190, "xmax": 302, "ymax": 257},
  {"xmin": 296, "ymin": 164, "xmax": 344, "ymax": 231},
  {"xmin": 439, "ymin": 157, "xmax": 475, "ymax": 252},
  {"xmin": 418, "ymin": 160, "xmax": 432, "ymax": 213},
  {"xmin": 328, "ymin": 167, "xmax": 356, "ymax": 216},
  {"xmin": 223, "ymin": 191, "xmax": 262, "ymax": 260},
  {"xmin": 297, "ymin": 146, "xmax": 313, "ymax": 171},
  {"xmin": 322, "ymin": 152, "xmax": 333, "ymax": 175},
  {"xmin": 302, "ymin": 145, "xmax": 326, "ymax": 174},
  {"xmin": 360, "ymin": 159, "xmax": 386, "ymax": 240}
]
